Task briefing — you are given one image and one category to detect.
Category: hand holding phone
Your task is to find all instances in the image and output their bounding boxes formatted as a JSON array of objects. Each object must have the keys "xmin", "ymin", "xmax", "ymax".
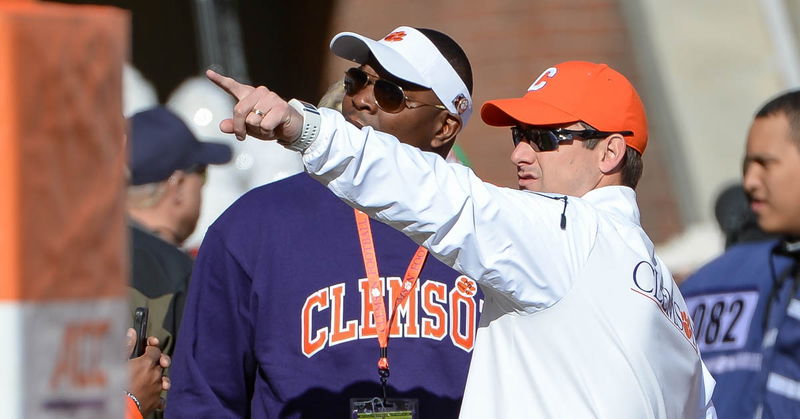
[{"xmin": 130, "ymin": 306, "xmax": 149, "ymax": 359}]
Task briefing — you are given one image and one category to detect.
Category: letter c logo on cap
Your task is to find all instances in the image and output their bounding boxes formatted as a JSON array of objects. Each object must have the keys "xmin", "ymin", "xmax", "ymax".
[
  {"xmin": 528, "ymin": 67, "xmax": 557, "ymax": 91},
  {"xmin": 384, "ymin": 31, "xmax": 407, "ymax": 42}
]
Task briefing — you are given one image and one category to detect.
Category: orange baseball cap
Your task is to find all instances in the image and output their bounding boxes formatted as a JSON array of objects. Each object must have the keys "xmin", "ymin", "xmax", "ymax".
[{"xmin": 481, "ymin": 61, "xmax": 648, "ymax": 154}]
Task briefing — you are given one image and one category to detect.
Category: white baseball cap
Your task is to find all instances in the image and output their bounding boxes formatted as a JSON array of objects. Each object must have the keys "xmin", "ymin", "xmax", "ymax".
[{"xmin": 330, "ymin": 26, "xmax": 472, "ymax": 124}]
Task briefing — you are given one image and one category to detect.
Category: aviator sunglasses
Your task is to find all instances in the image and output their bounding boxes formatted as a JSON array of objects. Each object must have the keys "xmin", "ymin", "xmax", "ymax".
[
  {"xmin": 344, "ymin": 67, "xmax": 447, "ymax": 113},
  {"xmin": 511, "ymin": 127, "xmax": 634, "ymax": 151}
]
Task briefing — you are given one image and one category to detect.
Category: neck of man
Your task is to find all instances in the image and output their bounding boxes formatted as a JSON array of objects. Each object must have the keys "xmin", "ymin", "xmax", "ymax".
[
  {"xmin": 592, "ymin": 172, "xmax": 626, "ymax": 192},
  {"xmin": 433, "ymin": 141, "xmax": 456, "ymax": 160},
  {"xmin": 128, "ymin": 210, "xmax": 182, "ymax": 246}
]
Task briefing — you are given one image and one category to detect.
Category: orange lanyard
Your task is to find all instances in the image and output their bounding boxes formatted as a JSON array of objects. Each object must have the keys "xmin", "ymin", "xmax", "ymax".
[{"xmin": 354, "ymin": 209, "xmax": 428, "ymax": 386}]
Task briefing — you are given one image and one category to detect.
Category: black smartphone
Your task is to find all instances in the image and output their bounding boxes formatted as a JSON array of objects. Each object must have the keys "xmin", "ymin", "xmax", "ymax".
[{"xmin": 130, "ymin": 306, "xmax": 149, "ymax": 359}]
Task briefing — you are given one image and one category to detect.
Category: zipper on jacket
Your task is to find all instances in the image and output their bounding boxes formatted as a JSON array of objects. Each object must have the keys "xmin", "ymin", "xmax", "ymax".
[{"xmin": 531, "ymin": 192, "xmax": 569, "ymax": 230}]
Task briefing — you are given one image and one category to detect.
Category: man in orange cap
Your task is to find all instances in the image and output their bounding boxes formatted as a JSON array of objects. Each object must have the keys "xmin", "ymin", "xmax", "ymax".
[
  {"xmin": 206, "ymin": 60, "xmax": 716, "ymax": 418},
  {"xmin": 481, "ymin": 61, "xmax": 648, "ymax": 194}
]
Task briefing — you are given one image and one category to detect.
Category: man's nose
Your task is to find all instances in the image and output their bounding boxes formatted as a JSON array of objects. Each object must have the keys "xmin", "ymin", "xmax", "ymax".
[
  {"xmin": 511, "ymin": 141, "xmax": 536, "ymax": 165},
  {"xmin": 742, "ymin": 163, "xmax": 761, "ymax": 196},
  {"xmin": 349, "ymin": 83, "xmax": 378, "ymax": 113}
]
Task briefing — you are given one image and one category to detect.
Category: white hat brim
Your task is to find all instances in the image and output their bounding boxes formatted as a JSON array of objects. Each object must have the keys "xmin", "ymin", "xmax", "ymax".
[{"xmin": 330, "ymin": 31, "xmax": 430, "ymax": 88}]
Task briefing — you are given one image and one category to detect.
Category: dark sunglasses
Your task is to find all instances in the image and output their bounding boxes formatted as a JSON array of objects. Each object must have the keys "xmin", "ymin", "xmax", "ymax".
[
  {"xmin": 511, "ymin": 127, "xmax": 634, "ymax": 151},
  {"xmin": 344, "ymin": 67, "xmax": 447, "ymax": 113}
]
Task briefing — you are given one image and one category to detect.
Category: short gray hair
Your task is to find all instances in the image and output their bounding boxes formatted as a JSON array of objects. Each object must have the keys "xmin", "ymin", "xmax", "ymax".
[{"xmin": 127, "ymin": 182, "xmax": 167, "ymax": 208}]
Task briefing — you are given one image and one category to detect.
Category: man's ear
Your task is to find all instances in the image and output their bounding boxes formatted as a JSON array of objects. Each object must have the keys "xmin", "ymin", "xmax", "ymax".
[
  {"xmin": 598, "ymin": 134, "xmax": 627, "ymax": 174},
  {"xmin": 431, "ymin": 113, "xmax": 462, "ymax": 150},
  {"xmin": 165, "ymin": 171, "xmax": 186, "ymax": 205}
]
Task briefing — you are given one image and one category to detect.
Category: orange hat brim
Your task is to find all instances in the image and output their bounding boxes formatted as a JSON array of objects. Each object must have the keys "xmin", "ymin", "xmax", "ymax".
[{"xmin": 481, "ymin": 96, "xmax": 581, "ymax": 127}]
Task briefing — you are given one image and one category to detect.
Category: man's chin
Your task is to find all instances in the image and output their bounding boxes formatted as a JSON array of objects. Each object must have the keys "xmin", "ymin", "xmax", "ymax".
[
  {"xmin": 517, "ymin": 178, "xmax": 541, "ymax": 192},
  {"xmin": 758, "ymin": 218, "xmax": 791, "ymax": 235}
]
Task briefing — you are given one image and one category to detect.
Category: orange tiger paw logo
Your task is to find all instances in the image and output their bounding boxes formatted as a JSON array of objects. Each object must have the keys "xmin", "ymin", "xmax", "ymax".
[
  {"xmin": 456, "ymin": 276, "xmax": 477, "ymax": 297},
  {"xmin": 383, "ymin": 31, "xmax": 407, "ymax": 42},
  {"xmin": 680, "ymin": 311, "xmax": 693, "ymax": 339}
]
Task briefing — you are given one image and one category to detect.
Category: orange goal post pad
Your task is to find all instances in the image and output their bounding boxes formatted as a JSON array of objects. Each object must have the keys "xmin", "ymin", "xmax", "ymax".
[
  {"xmin": 0, "ymin": 1, "xmax": 129, "ymax": 302},
  {"xmin": 0, "ymin": 2, "xmax": 130, "ymax": 418}
]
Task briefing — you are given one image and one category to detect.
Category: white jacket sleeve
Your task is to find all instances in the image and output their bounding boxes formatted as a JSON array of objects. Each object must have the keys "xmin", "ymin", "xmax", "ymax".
[{"xmin": 301, "ymin": 108, "xmax": 599, "ymax": 312}]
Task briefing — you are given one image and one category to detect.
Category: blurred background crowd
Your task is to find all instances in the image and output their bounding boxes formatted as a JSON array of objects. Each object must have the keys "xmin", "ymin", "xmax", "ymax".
[{"xmin": 50, "ymin": 0, "xmax": 800, "ymax": 278}]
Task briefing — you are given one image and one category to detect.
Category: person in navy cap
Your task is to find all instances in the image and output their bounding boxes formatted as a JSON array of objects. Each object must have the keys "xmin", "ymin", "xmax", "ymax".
[{"xmin": 126, "ymin": 105, "xmax": 232, "ymax": 365}]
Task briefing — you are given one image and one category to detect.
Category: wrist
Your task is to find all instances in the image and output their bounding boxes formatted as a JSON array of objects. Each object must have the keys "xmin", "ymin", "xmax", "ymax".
[
  {"xmin": 283, "ymin": 99, "xmax": 321, "ymax": 153},
  {"xmin": 125, "ymin": 390, "xmax": 142, "ymax": 413}
]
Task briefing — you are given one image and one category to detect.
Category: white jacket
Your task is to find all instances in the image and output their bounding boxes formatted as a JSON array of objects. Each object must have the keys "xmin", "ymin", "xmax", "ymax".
[{"xmin": 299, "ymin": 108, "xmax": 716, "ymax": 418}]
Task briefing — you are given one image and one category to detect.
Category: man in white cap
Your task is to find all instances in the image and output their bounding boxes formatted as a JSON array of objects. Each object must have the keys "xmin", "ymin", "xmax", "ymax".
[
  {"xmin": 202, "ymin": 57, "xmax": 718, "ymax": 417},
  {"xmin": 167, "ymin": 27, "xmax": 480, "ymax": 418}
]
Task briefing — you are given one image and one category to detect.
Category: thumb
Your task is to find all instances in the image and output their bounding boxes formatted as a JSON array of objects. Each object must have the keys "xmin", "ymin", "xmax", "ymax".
[
  {"xmin": 126, "ymin": 328, "xmax": 136, "ymax": 358},
  {"xmin": 219, "ymin": 118, "xmax": 235, "ymax": 135}
]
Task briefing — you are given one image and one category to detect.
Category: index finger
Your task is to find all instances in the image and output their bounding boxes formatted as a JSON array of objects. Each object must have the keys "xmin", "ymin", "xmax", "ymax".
[
  {"xmin": 206, "ymin": 69, "xmax": 254, "ymax": 101},
  {"xmin": 146, "ymin": 336, "xmax": 160, "ymax": 347},
  {"xmin": 142, "ymin": 344, "xmax": 162, "ymax": 364}
]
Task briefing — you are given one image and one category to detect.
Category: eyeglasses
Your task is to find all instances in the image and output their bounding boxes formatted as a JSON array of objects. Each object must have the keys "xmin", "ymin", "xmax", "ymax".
[
  {"xmin": 511, "ymin": 127, "xmax": 634, "ymax": 151},
  {"xmin": 344, "ymin": 67, "xmax": 447, "ymax": 113}
]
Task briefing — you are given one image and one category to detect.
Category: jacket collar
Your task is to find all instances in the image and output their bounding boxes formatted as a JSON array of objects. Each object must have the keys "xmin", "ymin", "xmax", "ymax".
[{"xmin": 581, "ymin": 186, "xmax": 641, "ymax": 226}]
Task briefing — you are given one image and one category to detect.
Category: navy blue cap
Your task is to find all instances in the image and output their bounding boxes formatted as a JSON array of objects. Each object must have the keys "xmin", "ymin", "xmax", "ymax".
[{"xmin": 129, "ymin": 106, "xmax": 232, "ymax": 185}]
